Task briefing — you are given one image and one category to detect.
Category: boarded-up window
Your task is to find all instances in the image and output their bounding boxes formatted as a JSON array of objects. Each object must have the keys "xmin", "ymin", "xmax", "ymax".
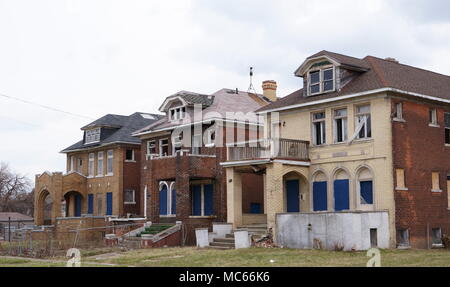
[
  {"xmin": 396, "ymin": 169, "xmax": 406, "ymax": 189},
  {"xmin": 432, "ymin": 172, "xmax": 440, "ymax": 191}
]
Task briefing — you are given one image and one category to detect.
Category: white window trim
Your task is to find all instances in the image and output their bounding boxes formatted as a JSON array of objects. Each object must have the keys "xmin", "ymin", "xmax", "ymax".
[
  {"xmin": 333, "ymin": 108, "xmax": 348, "ymax": 143},
  {"xmin": 169, "ymin": 106, "xmax": 186, "ymax": 122},
  {"xmin": 69, "ymin": 156, "xmax": 75, "ymax": 172},
  {"xmin": 88, "ymin": 153, "xmax": 95, "ymax": 178},
  {"xmin": 85, "ymin": 127, "xmax": 101, "ymax": 144},
  {"xmin": 146, "ymin": 140, "xmax": 157, "ymax": 159},
  {"xmin": 106, "ymin": 150, "xmax": 113, "ymax": 176},
  {"xmin": 393, "ymin": 102, "xmax": 405, "ymax": 122},
  {"xmin": 124, "ymin": 189, "xmax": 136, "ymax": 204},
  {"xmin": 312, "ymin": 111, "xmax": 326, "ymax": 146},
  {"xmin": 159, "ymin": 181, "xmax": 176, "ymax": 216},
  {"xmin": 308, "ymin": 66, "xmax": 335, "ymax": 96},
  {"xmin": 205, "ymin": 128, "xmax": 216, "ymax": 147},
  {"xmin": 429, "ymin": 108, "xmax": 438, "ymax": 126}
]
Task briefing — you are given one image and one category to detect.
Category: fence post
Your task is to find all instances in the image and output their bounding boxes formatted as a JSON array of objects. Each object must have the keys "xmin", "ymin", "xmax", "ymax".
[{"xmin": 8, "ymin": 217, "xmax": 11, "ymax": 242}]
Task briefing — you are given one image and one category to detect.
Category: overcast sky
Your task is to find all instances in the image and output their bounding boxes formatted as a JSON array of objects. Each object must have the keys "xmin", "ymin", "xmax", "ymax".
[{"xmin": 0, "ymin": 0, "xmax": 449, "ymax": 183}]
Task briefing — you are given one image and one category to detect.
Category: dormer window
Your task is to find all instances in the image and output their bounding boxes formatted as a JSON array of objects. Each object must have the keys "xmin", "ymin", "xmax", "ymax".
[
  {"xmin": 308, "ymin": 67, "xmax": 335, "ymax": 95},
  {"xmin": 85, "ymin": 128, "xmax": 101, "ymax": 144},
  {"xmin": 169, "ymin": 106, "xmax": 186, "ymax": 121}
]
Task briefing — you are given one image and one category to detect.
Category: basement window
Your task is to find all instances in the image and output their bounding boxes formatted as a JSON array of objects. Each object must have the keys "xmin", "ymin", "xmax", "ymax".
[
  {"xmin": 432, "ymin": 228, "xmax": 443, "ymax": 246},
  {"xmin": 370, "ymin": 228, "xmax": 378, "ymax": 248}
]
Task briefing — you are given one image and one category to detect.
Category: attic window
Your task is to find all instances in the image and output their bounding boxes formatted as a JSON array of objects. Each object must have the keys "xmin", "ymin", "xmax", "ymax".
[
  {"xmin": 308, "ymin": 67, "xmax": 335, "ymax": 95},
  {"xmin": 85, "ymin": 128, "xmax": 101, "ymax": 144},
  {"xmin": 169, "ymin": 107, "xmax": 186, "ymax": 121}
]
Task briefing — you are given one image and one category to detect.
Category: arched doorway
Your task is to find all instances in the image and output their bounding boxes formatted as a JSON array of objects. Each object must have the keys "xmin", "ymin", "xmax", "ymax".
[
  {"xmin": 37, "ymin": 190, "xmax": 53, "ymax": 225},
  {"xmin": 64, "ymin": 191, "xmax": 83, "ymax": 217},
  {"xmin": 283, "ymin": 171, "xmax": 308, "ymax": 213}
]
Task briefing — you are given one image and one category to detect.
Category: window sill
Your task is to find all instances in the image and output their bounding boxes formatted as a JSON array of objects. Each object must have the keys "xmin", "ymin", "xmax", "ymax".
[
  {"xmin": 189, "ymin": 215, "xmax": 217, "ymax": 219},
  {"xmin": 395, "ymin": 187, "xmax": 409, "ymax": 191},
  {"xmin": 393, "ymin": 118, "xmax": 406, "ymax": 123},
  {"xmin": 353, "ymin": 138, "xmax": 373, "ymax": 143},
  {"xmin": 95, "ymin": 175, "xmax": 104, "ymax": 178},
  {"xmin": 445, "ymin": 144, "xmax": 450, "ymax": 147},
  {"xmin": 160, "ymin": 215, "xmax": 176, "ymax": 218},
  {"xmin": 125, "ymin": 160, "xmax": 136, "ymax": 163},
  {"xmin": 431, "ymin": 189, "xmax": 442, "ymax": 193},
  {"xmin": 429, "ymin": 123, "xmax": 440, "ymax": 128},
  {"xmin": 105, "ymin": 173, "xmax": 114, "ymax": 177},
  {"xmin": 87, "ymin": 176, "xmax": 95, "ymax": 179},
  {"xmin": 205, "ymin": 143, "xmax": 215, "ymax": 148},
  {"xmin": 124, "ymin": 202, "xmax": 136, "ymax": 205},
  {"xmin": 432, "ymin": 243, "xmax": 444, "ymax": 248}
]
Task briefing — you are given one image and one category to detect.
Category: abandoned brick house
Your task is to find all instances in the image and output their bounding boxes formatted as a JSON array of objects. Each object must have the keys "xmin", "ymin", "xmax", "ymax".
[
  {"xmin": 34, "ymin": 112, "xmax": 161, "ymax": 226},
  {"xmin": 223, "ymin": 51, "xmax": 450, "ymax": 250},
  {"xmin": 132, "ymin": 88, "xmax": 272, "ymax": 243}
]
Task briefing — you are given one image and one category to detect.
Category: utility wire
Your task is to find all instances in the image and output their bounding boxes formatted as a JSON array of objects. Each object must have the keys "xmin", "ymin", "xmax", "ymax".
[{"xmin": 0, "ymin": 93, "xmax": 95, "ymax": 120}]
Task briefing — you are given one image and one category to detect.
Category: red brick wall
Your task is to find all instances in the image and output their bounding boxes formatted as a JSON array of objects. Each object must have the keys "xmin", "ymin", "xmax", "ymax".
[
  {"xmin": 122, "ymin": 145, "xmax": 141, "ymax": 216},
  {"xmin": 392, "ymin": 98, "xmax": 450, "ymax": 248}
]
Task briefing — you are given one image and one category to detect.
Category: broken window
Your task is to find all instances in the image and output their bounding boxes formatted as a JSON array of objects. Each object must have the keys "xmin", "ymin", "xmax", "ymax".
[
  {"xmin": 360, "ymin": 180, "xmax": 373, "ymax": 204},
  {"xmin": 124, "ymin": 190, "xmax": 135, "ymax": 204},
  {"xmin": 85, "ymin": 127, "xmax": 101, "ymax": 144},
  {"xmin": 355, "ymin": 105, "xmax": 371, "ymax": 139},
  {"xmin": 312, "ymin": 112, "xmax": 326, "ymax": 145},
  {"xmin": 334, "ymin": 108, "xmax": 348, "ymax": 143},
  {"xmin": 159, "ymin": 139, "xmax": 169, "ymax": 156},
  {"xmin": 432, "ymin": 172, "xmax": 441, "ymax": 192},
  {"xmin": 125, "ymin": 149, "xmax": 134, "ymax": 161},
  {"xmin": 147, "ymin": 140, "xmax": 156, "ymax": 156},
  {"xmin": 309, "ymin": 71, "xmax": 320, "ymax": 94},
  {"xmin": 308, "ymin": 68, "xmax": 334, "ymax": 95},
  {"xmin": 323, "ymin": 68, "xmax": 334, "ymax": 92},
  {"xmin": 396, "ymin": 168, "xmax": 406, "ymax": 189}
]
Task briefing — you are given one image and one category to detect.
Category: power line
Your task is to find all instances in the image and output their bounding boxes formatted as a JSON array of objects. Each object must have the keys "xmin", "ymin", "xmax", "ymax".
[{"xmin": 0, "ymin": 93, "xmax": 95, "ymax": 120}]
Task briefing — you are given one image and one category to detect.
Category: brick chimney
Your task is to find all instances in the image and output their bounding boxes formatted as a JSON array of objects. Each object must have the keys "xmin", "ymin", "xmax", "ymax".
[{"xmin": 262, "ymin": 80, "xmax": 277, "ymax": 102}]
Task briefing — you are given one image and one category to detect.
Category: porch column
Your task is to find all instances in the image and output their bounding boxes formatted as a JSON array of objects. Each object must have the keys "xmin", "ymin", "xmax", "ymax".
[
  {"xmin": 265, "ymin": 162, "xmax": 284, "ymax": 240},
  {"xmin": 226, "ymin": 167, "xmax": 242, "ymax": 228}
]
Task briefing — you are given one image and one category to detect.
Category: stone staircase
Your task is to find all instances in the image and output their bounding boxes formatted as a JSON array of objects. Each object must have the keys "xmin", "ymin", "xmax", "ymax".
[{"xmin": 208, "ymin": 224, "xmax": 268, "ymax": 250}]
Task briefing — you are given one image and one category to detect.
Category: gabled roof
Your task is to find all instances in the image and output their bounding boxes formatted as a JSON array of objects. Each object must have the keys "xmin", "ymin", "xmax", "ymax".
[
  {"xmin": 158, "ymin": 91, "xmax": 214, "ymax": 112},
  {"xmin": 61, "ymin": 112, "xmax": 163, "ymax": 153},
  {"xmin": 134, "ymin": 88, "xmax": 270, "ymax": 136},
  {"xmin": 258, "ymin": 52, "xmax": 450, "ymax": 113}
]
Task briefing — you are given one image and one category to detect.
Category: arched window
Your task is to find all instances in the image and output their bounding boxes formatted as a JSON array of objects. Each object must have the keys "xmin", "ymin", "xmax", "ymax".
[
  {"xmin": 159, "ymin": 181, "xmax": 176, "ymax": 216},
  {"xmin": 357, "ymin": 167, "xmax": 374, "ymax": 206},
  {"xmin": 312, "ymin": 171, "xmax": 327, "ymax": 211},
  {"xmin": 333, "ymin": 169, "xmax": 350, "ymax": 211}
]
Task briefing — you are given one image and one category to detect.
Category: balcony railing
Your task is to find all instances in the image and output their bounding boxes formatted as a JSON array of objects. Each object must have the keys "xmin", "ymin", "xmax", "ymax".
[
  {"xmin": 227, "ymin": 138, "xmax": 309, "ymax": 162},
  {"xmin": 146, "ymin": 147, "xmax": 216, "ymax": 160}
]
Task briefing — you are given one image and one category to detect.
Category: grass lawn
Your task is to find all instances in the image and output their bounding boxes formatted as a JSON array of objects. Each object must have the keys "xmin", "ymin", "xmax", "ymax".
[{"xmin": 1, "ymin": 247, "xmax": 448, "ymax": 267}]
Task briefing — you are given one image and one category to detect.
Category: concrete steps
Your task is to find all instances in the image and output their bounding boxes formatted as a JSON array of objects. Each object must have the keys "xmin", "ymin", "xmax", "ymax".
[{"xmin": 207, "ymin": 224, "xmax": 268, "ymax": 250}]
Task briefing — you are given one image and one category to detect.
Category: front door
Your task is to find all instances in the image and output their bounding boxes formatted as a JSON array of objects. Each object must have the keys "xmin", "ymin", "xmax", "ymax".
[{"xmin": 286, "ymin": 179, "xmax": 300, "ymax": 212}]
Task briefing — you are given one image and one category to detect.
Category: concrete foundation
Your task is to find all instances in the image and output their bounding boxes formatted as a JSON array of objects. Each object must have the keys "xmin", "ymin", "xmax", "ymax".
[{"xmin": 276, "ymin": 211, "xmax": 390, "ymax": 251}]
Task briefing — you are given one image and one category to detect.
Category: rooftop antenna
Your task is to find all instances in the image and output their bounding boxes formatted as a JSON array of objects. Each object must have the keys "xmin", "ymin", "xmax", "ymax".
[{"xmin": 247, "ymin": 67, "xmax": 257, "ymax": 94}]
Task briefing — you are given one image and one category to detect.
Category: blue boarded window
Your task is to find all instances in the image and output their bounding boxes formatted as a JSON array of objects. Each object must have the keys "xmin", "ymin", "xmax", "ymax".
[
  {"xmin": 75, "ymin": 194, "xmax": 82, "ymax": 217},
  {"xmin": 334, "ymin": 179, "xmax": 350, "ymax": 211},
  {"xmin": 191, "ymin": 183, "xmax": 214, "ymax": 216},
  {"xmin": 250, "ymin": 203, "xmax": 262, "ymax": 214},
  {"xmin": 171, "ymin": 186, "xmax": 177, "ymax": 215},
  {"xmin": 313, "ymin": 181, "xmax": 327, "ymax": 211},
  {"xmin": 87, "ymin": 194, "xmax": 94, "ymax": 214},
  {"xmin": 360, "ymin": 181, "xmax": 373, "ymax": 204},
  {"xmin": 159, "ymin": 184, "xmax": 168, "ymax": 215},
  {"xmin": 106, "ymin": 192, "xmax": 113, "ymax": 216}
]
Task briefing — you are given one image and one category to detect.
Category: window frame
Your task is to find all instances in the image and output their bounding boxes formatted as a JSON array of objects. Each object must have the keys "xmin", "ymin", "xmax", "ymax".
[
  {"xmin": 97, "ymin": 151, "xmax": 104, "ymax": 177},
  {"xmin": 431, "ymin": 228, "xmax": 443, "ymax": 246},
  {"xmin": 159, "ymin": 138, "xmax": 169, "ymax": 157},
  {"xmin": 190, "ymin": 183, "xmax": 214, "ymax": 217},
  {"xmin": 147, "ymin": 140, "xmax": 156, "ymax": 157},
  {"xmin": 124, "ymin": 189, "xmax": 136, "ymax": 204},
  {"xmin": 125, "ymin": 149, "xmax": 135, "ymax": 162},
  {"xmin": 69, "ymin": 156, "xmax": 75, "ymax": 172},
  {"xmin": 431, "ymin": 172, "xmax": 442, "ymax": 192},
  {"xmin": 85, "ymin": 127, "xmax": 101, "ymax": 144},
  {"xmin": 88, "ymin": 153, "xmax": 95, "ymax": 177},
  {"xmin": 397, "ymin": 229, "xmax": 410, "ymax": 247},
  {"xmin": 312, "ymin": 111, "xmax": 326, "ymax": 146},
  {"xmin": 333, "ymin": 108, "xmax": 348, "ymax": 143},
  {"xmin": 169, "ymin": 106, "xmax": 186, "ymax": 122},
  {"xmin": 106, "ymin": 150, "xmax": 113, "ymax": 175},
  {"xmin": 308, "ymin": 66, "xmax": 335, "ymax": 96},
  {"xmin": 429, "ymin": 108, "xmax": 438, "ymax": 126},
  {"xmin": 444, "ymin": 112, "xmax": 450, "ymax": 145},
  {"xmin": 393, "ymin": 102, "xmax": 404, "ymax": 121}
]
